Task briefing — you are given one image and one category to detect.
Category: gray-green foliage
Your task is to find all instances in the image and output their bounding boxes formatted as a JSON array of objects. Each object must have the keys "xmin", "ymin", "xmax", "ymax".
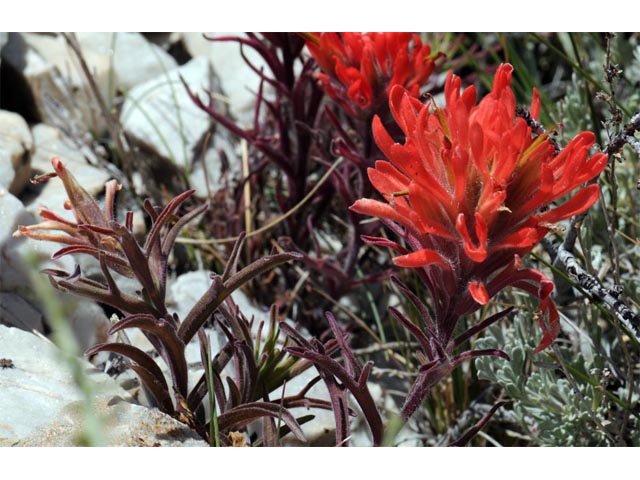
[
  {"xmin": 550, "ymin": 69, "xmax": 600, "ymax": 148},
  {"xmin": 474, "ymin": 312, "xmax": 614, "ymax": 446}
]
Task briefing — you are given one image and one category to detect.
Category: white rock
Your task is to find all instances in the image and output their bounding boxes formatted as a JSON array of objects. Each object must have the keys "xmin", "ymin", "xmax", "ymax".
[
  {"xmin": 15, "ymin": 402, "xmax": 208, "ymax": 447},
  {"xmin": 168, "ymin": 269, "xmax": 214, "ymax": 322},
  {"xmin": 0, "ymin": 110, "xmax": 33, "ymax": 195},
  {"xmin": 74, "ymin": 32, "xmax": 178, "ymax": 92},
  {"xmin": 0, "ymin": 186, "xmax": 32, "ymax": 244},
  {"xmin": 0, "ymin": 192, "xmax": 51, "ymax": 297},
  {"xmin": 31, "ymin": 123, "xmax": 89, "ymax": 169},
  {"xmin": 0, "ymin": 325, "xmax": 207, "ymax": 446},
  {"xmin": 1, "ymin": 33, "xmax": 111, "ymax": 134},
  {"xmin": 121, "ymin": 57, "xmax": 214, "ymax": 170},
  {"xmin": 0, "ymin": 293, "xmax": 44, "ymax": 332},
  {"xmin": 182, "ymin": 32, "xmax": 269, "ymax": 127}
]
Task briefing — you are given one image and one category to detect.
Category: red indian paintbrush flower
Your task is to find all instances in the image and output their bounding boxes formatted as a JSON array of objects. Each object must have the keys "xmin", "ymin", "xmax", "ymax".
[
  {"xmin": 304, "ymin": 32, "xmax": 440, "ymax": 120},
  {"xmin": 350, "ymin": 64, "xmax": 608, "ymax": 417}
]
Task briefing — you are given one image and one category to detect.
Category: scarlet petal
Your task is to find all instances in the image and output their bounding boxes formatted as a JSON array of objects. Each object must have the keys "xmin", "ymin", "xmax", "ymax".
[
  {"xmin": 389, "ymin": 85, "xmax": 422, "ymax": 136},
  {"xmin": 455, "ymin": 213, "xmax": 488, "ymax": 263},
  {"xmin": 538, "ymin": 184, "xmax": 600, "ymax": 225},
  {"xmin": 469, "ymin": 122, "xmax": 485, "ymax": 173},
  {"xmin": 392, "ymin": 249, "xmax": 449, "ymax": 269},
  {"xmin": 530, "ymin": 87, "xmax": 541, "ymax": 120},
  {"xmin": 533, "ymin": 297, "xmax": 560, "ymax": 353},
  {"xmin": 360, "ymin": 235, "xmax": 407, "ymax": 254},
  {"xmin": 500, "ymin": 227, "xmax": 541, "ymax": 250},
  {"xmin": 468, "ymin": 281, "xmax": 490, "ymax": 305},
  {"xmin": 492, "ymin": 64, "xmax": 514, "ymax": 94},
  {"xmin": 350, "ymin": 198, "xmax": 411, "ymax": 226},
  {"xmin": 368, "ymin": 162, "xmax": 408, "ymax": 195},
  {"xmin": 372, "ymin": 115, "xmax": 396, "ymax": 160}
]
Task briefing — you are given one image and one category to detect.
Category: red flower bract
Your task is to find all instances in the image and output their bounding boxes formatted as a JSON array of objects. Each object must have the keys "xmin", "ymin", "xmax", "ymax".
[
  {"xmin": 14, "ymin": 157, "xmax": 132, "ymax": 277},
  {"xmin": 305, "ymin": 32, "xmax": 439, "ymax": 120},
  {"xmin": 351, "ymin": 64, "xmax": 608, "ymax": 354}
]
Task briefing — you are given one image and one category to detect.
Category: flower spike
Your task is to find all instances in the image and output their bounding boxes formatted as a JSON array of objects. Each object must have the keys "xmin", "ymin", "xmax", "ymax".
[
  {"xmin": 351, "ymin": 64, "xmax": 606, "ymax": 417},
  {"xmin": 305, "ymin": 32, "xmax": 441, "ymax": 120}
]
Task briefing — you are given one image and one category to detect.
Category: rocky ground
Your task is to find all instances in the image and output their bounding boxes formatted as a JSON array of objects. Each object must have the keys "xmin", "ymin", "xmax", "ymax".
[{"xmin": 0, "ymin": 32, "xmax": 417, "ymax": 447}]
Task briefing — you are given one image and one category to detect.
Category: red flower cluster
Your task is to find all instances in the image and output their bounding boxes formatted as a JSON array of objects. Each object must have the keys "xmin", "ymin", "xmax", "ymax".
[
  {"xmin": 351, "ymin": 64, "xmax": 607, "ymax": 353},
  {"xmin": 304, "ymin": 32, "xmax": 440, "ymax": 120}
]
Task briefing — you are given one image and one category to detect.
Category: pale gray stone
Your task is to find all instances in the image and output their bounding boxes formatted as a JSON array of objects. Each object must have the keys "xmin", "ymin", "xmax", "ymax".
[
  {"xmin": 0, "ymin": 110, "xmax": 33, "ymax": 195},
  {"xmin": 0, "ymin": 325, "xmax": 207, "ymax": 446},
  {"xmin": 0, "ymin": 190, "xmax": 32, "ymax": 245},
  {"xmin": 0, "ymin": 33, "xmax": 111, "ymax": 135},
  {"xmin": 0, "ymin": 293, "xmax": 44, "ymax": 332},
  {"xmin": 121, "ymin": 57, "xmax": 214, "ymax": 170},
  {"xmin": 0, "ymin": 192, "xmax": 46, "ymax": 298},
  {"xmin": 74, "ymin": 32, "xmax": 178, "ymax": 92},
  {"xmin": 30, "ymin": 123, "xmax": 89, "ymax": 170},
  {"xmin": 182, "ymin": 32, "xmax": 269, "ymax": 128}
]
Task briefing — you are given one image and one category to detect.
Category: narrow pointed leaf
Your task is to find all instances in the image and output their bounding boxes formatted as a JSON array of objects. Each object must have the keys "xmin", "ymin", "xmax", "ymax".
[
  {"xmin": 129, "ymin": 365, "xmax": 175, "ymax": 414},
  {"xmin": 216, "ymin": 402, "xmax": 306, "ymax": 443},
  {"xmin": 108, "ymin": 314, "xmax": 188, "ymax": 397}
]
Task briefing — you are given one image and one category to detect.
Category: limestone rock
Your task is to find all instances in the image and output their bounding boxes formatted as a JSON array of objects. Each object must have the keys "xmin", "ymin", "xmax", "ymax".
[
  {"xmin": 120, "ymin": 57, "xmax": 213, "ymax": 170},
  {"xmin": 0, "ymin": 191, "xmax": 50, "ymax": 299},
  {"xmin": 0, "ymin": 293, "xmax": 44, "ymax": 332},
  {"xmin": 0, "ymin": 110, "xmax": 33, "ymax": 195},
  {"xmin": 182, "ymin": 32, "xmax": 269, "ymax": 127},
  {"xmin": 74, "ymin": 32, "xmax": 178, "ymax": 92},
  {"xmin": 30, "ymin": 123, "xmax": 90, "ymax": 170},
  {"xmin": 0, "ymin": 325, "xmax": 207, "ymax": 446},
  {"xmin": 0, "ymin": 33, "xmax": 111, "ymax": 135}
]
